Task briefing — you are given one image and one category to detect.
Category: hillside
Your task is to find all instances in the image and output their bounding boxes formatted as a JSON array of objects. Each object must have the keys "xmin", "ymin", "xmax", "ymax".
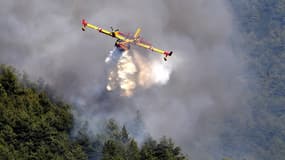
[
  {"xmin": 0, "ymin": 65, "xmax": 187, "ymax": 159},
  {"xmin": 0, "ymin": 65, "xmax": 87, "ymax": 159},
  {"xmin": 220, "ymin": 1, "xmax": 285, "ymax": 159}
]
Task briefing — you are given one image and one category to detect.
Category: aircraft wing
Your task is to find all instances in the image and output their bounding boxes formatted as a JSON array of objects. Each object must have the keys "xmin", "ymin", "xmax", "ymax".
[
  {"xmin": 136, "ymin": 42, "xmax": 172, "ymax": 55},
  {"xmin": 135, "ymin": 41, "xmax": 173, "ymax": 61},
  {"xmin": 135, "ymin": 42, "xmax": 163, "ymax": 54},
  {"xmin": 82, "ymin": 19, "xmax": 131, "ymax": 42},
  {"xmin": 82, "ymin": 19, "xmax": 143, "ymax": 43},
  {"xmin": 82, "ymin": 19, "xmax": 173, "ymax": 61},
  {"xmin": 114, "ymin": 32, "xmax": 128, "ymax": 41}
]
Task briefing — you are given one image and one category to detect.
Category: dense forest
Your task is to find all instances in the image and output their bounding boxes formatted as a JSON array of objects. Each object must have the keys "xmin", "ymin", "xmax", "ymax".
[
  {"xmin": 221, "ymin": 0, "xmax": 285, "ymax": 160},
  {"xmin": 0, "ymin": 64, "xmax": 187, "ymax": 159},
  {"xmin": 0, "ymin": 65, "xmax": 87, "ymax": 159}
]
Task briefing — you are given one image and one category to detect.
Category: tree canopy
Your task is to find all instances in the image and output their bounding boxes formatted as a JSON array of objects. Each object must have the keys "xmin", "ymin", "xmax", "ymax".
[
  {"xmin": 0, "ymin": 65, "xmax": 87, "ymax": 159},
  {"xmin": 0, "ymin": 64, "xmax": 188, "ymax": 159}
]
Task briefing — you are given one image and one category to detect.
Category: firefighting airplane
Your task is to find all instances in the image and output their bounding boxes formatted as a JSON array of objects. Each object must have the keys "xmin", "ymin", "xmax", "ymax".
[{"xmin": 81, "ymin": 19, "xmax": 173, "ymax": 61}]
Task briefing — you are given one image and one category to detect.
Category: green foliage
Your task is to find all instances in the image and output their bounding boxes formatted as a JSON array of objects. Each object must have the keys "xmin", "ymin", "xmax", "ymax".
[
  {"xmin": 0, "ymin": 65, "xmax": 188, "ymax": 160},
  {"xmin": 121, "ymin": 125, "xmax": 129, "ymax": 144},
  {"xmin": 126, "ymin": 139, "xmax": 140, "ymax": 160},
  {"xmin": 0, "ymin": 65, "xmax": 87, "ymax": 160},
  {"xmin": 78, "ymin": 118, "xmax": 188, "ymax": 160},
  {"xmin": 102, "ymin": 140, "xmax": 125, "ymax": 160},
  {"xmin": 140, "ymin": 137, "xmax": 187, "ymax": 160},
  {"xmin": 105, "ymin": 119, "xmax": 122, "ymax": 141},
  {"xmin": 223, "ymin": 1, "xmax": 285, "ymax": 160}
]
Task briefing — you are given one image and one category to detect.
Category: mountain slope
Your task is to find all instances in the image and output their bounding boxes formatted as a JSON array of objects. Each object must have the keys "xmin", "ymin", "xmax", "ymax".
[
  {"xmin": 221, "ymin": 1, "xmax": 285, "ymax": 159},
  {"xmin": 0, "ymin": 65, "xmax": 87, "ymax": 160}
]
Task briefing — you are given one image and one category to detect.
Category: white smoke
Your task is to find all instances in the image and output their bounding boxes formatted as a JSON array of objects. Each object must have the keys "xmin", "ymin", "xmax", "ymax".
[
  {"xmin": 0, "ymin": 0, "xmax": 249, "ymax": 159},
  {"xmin": 151, "ymin": 61, "xmax": 171, "ymax": 85},
  {"xmin": 105, "ymin": 48, "xmax": 172, "ymax": 97}
]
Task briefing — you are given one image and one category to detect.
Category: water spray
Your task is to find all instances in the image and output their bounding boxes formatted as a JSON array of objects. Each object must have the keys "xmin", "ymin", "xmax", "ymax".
[{"xmin": 105, "ymin": 48, "xmax": 172, "ymax": 97}]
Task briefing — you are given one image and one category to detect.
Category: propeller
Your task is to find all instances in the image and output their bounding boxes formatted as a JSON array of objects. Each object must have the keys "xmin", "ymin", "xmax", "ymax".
[{"xmin": 110, "ymin": 26, "xmax": 119, "ymax": 32}]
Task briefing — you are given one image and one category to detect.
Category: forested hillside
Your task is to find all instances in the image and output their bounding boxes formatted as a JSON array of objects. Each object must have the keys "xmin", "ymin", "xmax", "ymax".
[
  {"xmin": 0, "ymin": 65, "xmax": 187, "ymax": 159},
  {"xmin": 222, "ymin": 1, "xmax": 285, "ymax": 159},
  {"xmin": 0, "ymin": 65, "xmax": 87, "ymax": 159},
  {"xmin": 76, "ymin": 119, "xmax": 187, "ymax": 160}
]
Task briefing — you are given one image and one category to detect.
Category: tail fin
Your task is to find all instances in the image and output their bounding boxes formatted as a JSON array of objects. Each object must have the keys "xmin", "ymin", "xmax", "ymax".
[{"xmin": 134, "ymin": 28, "xmax": 141, "ymax": 39}]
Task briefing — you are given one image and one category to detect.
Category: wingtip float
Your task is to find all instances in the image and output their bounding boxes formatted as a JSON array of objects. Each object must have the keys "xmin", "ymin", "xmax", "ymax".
[{"xmin": 81, "ymin": 19, "xmax": 173, "ymax": 61}]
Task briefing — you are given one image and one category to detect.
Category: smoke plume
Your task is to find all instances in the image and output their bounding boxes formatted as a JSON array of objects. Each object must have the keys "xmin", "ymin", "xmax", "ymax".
[
  {"xmin": 0, "ymin": 0, "xmax": 248, "ymax": 159},
  {"xmin": 105, "ymin": 48, "xmax": 171, "ymax": 97}
]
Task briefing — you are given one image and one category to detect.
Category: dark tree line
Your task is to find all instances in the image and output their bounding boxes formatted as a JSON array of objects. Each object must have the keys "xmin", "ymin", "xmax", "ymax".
[{"xmin": 76, "ymin": 119, "xmax": 188, "ymax": 160}]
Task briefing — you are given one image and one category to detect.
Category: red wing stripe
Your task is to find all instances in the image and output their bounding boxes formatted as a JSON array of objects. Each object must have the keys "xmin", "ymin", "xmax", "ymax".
[{"xmin": 119, "ymin": 32, "xmax": 128, "ymax": 36}]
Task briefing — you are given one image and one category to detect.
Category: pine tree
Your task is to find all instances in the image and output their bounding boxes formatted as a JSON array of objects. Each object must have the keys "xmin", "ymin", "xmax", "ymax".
[
  {"xmin": 126, "ymin": 139, "xmax": 140, "ymax": 160},
  {"xmin": 105, "ymin": 119, "xmax": 121, "ymax": 141},
  {"xmin": 121, "ymin": 125, "xmax": 129, "ymax": 144},
  {"xmin": 140, "ymin": 137, "xmax": 158, "ymax": 160},
  {"xmin": 102, "ymin": 140, "xmax": 124, "ymax": 160}
]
